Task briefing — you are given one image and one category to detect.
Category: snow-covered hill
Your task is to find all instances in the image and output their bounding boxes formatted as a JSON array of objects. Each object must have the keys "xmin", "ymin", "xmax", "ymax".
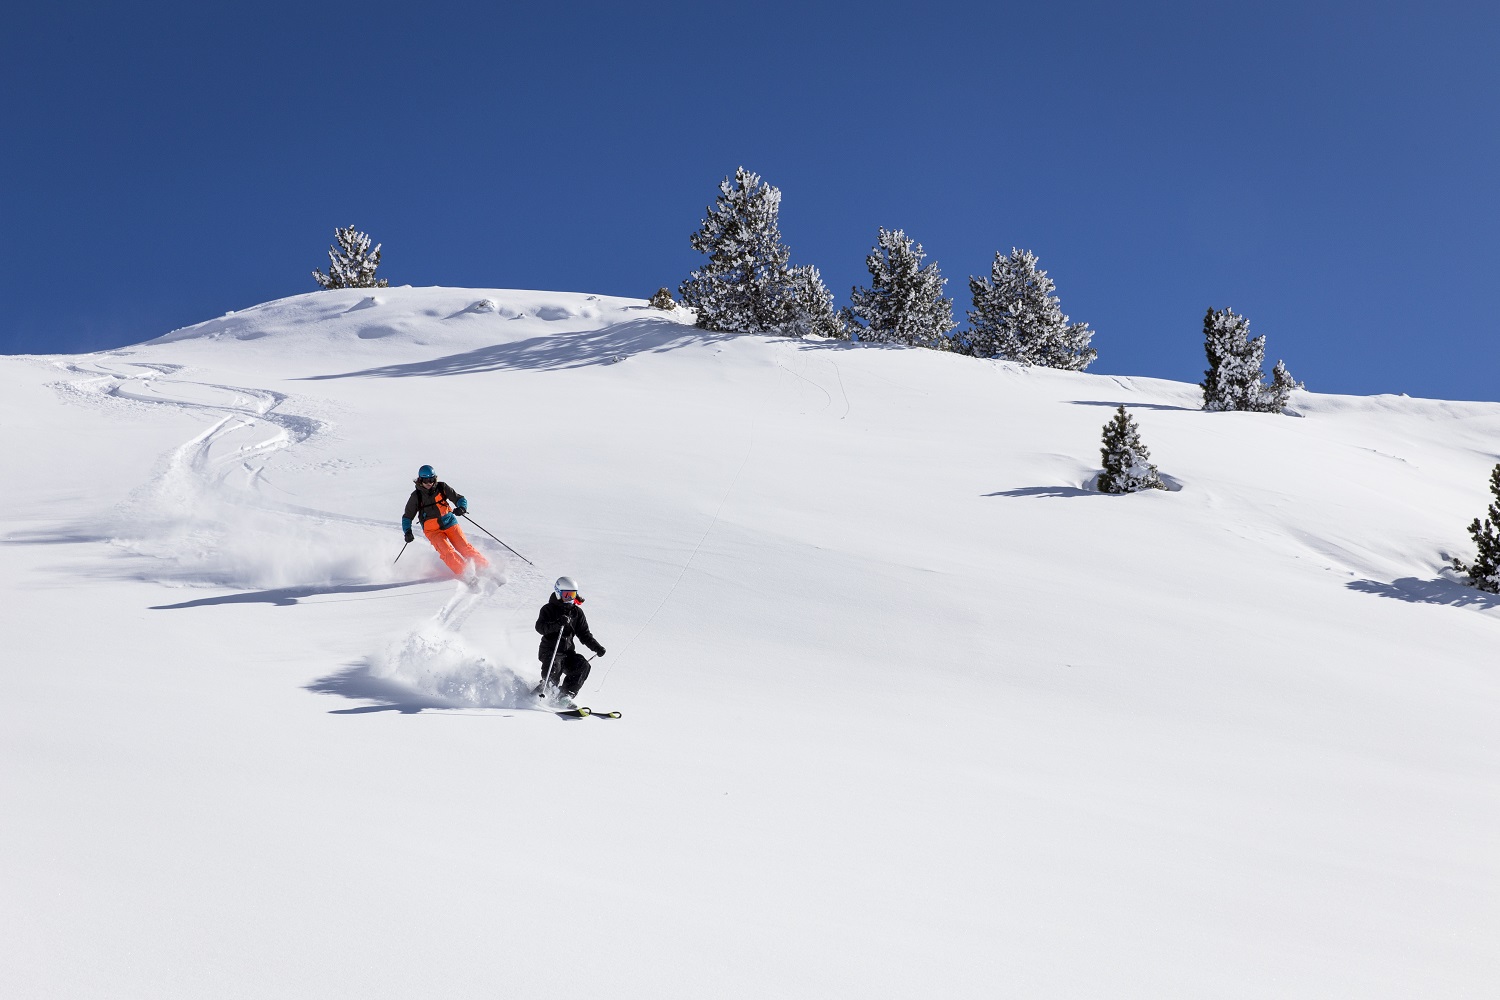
[{"xmin": 2, "ymin": 287, "xmax": 1496, "ymax": 998}]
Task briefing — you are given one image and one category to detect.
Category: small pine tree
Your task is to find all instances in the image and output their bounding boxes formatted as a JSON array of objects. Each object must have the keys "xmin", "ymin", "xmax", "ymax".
[
  {"xmin": 1201, "ymin": 307, "xmax": 1300, "ymax": 412},
  {"xmin": 678, "ymin": 168, "xmax": 846, "ymax": 339},
  {"xmin": 312, "ymin": 225, "xmax": 389, "ymax": 290},
  {"xmin": 1098, "ymin": 405, "xmax": 1165, "ymax": 494},
  {"xmin": 847, "ymin": 228, "xmax": 955, "ymax": 348},
  {"xmin": 966, "ymin": 248, "xmax": 1096, "ymax": 369},
  {"xmin": 1454, "ymin": 463, "xmax": 1500, "ymax": 593},
  {"xmin": 928, "ymin": 332, "xmax": 967, "ymax": 354},
  {"xmin": 650, "ymin": 287, "xmax": 676, "ymax": 310},
  {"xmin": 1265, "ymin": 359, "xmax": 1303, "ymax": 411},
  {"xmin": 780, "ymin": 264, "xmax": 848, "ymax": 339}
]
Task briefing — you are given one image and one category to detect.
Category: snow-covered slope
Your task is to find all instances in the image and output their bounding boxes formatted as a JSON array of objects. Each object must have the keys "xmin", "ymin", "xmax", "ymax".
[{"xmin": 2, "ymin": 287, "xmax": 1496, "ymax": 998}]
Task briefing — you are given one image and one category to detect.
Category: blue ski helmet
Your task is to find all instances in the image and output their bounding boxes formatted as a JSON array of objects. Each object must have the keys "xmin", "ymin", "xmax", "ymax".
[{"xmin": 417, "ymin": 465, "xmax": 436, "ymax": 480}]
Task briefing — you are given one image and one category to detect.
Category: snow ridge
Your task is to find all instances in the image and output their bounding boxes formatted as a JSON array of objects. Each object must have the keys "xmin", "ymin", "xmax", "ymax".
[{"xmin": 2, "ymin": 285, "xmax": 1497, "ymax": 1000}]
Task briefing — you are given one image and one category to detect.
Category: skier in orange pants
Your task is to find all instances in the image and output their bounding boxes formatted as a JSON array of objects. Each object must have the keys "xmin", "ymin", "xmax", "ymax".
[{"xmin": 401, "ymin": 465, "xmax": 490, "ymax": 577}]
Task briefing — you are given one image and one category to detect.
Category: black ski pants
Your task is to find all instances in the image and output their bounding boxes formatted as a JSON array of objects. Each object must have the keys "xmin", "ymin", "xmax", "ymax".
[{"xmin": 544, "ymin": 650, "xmax": 591, "ymax": 698}]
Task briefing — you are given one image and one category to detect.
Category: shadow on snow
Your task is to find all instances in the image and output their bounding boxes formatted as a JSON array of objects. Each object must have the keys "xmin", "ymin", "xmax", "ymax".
[
  {"xmin": 150, "ymin": 581, "xmax": 432, "ymax": 610},
  {"xmin": 1346, "ymin": 576, "xmax": 1500, "ymax": 610},
  {"xmin": 300, "ymin": 318, "xmax": 734, "ymax": 379},
  {"xmin": 986, "ymin": 472, "xmax": 1184, "ymax": 499},
  {"xmin": 305, "ymin": 662, "xmax": 453, "ymax": 714},
  {"xmin": 2, "ymin": 529, "xmax": 113, "ymax": 546},
  {"xmin": 1068, "ymin": 400, "xmax": 1196, "ymax": 412},
  {"xmin": 306, "ymin": 662, "xmax": 554, "ymax": 718},
  {"xmin": 986, "ymin": 485, "xmax": 1103, "ymax": 499}
]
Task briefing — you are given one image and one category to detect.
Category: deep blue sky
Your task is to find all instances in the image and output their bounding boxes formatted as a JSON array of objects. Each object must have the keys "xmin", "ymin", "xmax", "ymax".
[{"xmin": 4, "ymin": 1, "xmax": 1496, "ymax": 400}]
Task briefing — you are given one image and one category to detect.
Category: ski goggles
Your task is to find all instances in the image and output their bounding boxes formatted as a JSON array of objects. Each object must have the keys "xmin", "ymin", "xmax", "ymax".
[
  {"xmin": 558, "ymin": 590, "xmax": 580, "ymax": 603},
  {"xmin": 418, "ymin": 476, "xmax": 437, "ymax": 486}
]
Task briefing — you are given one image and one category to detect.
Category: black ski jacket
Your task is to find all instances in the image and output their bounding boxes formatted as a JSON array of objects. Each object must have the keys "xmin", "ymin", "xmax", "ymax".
[
  {"xmin": 535, "ymin": 593, "xmax": 604, "ymax": 663},
  {"xmin": 403, "ymin": 481, "xmax": 466, "ymax": 527}
]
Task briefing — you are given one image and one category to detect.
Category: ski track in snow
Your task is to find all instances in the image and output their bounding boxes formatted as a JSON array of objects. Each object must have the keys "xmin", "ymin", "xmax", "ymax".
[
  {"xmin": 55, "ymin": 359, "xmax": 330, "ymax": 517},
  {"xmin": 775, "ymin": 354, "xmax": 833, "ymax": 413},
  {"xmin": 52, "ymin": 358, "xmax": 540, "ymax": 710},
  {"xmin": 48, "ymin": 360, "xmax": 410, "ymax": 590}
]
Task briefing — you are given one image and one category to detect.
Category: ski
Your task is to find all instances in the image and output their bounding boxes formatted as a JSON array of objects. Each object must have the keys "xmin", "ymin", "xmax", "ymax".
[
  {"xmin": 531, "ymin": 684, "xmax": 617, "ymax": 718},
  {"xmin": 552, "ymin": 707, "xmax": 621, "ymax": 719}
]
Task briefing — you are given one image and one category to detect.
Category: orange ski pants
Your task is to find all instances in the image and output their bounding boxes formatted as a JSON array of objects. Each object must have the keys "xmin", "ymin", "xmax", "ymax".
[{"xmin": 423, "ymin": 520, "xmax": 489, "ymax": 575}]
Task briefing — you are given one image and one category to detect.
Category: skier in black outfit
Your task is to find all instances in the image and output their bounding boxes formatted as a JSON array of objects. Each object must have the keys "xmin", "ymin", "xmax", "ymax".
[{"xmin": 535, "ymin": 576, "xmax": 606, "ymax": 704}]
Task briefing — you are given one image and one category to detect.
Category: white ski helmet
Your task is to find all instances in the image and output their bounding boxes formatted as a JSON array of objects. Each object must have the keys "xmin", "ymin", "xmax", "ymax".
[{"xmin": 554, "ymin": 576, "xmax": 581, "ymax": 603}]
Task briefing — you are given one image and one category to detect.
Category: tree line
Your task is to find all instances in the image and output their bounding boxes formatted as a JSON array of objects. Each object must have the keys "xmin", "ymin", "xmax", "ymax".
[
  {"xmin": 671, "ymin": 167, "xmax": 1303, "ymax": 415},
  {"xmin": 307, "ymin": 172, "xmax": 1499, "ymax": 594}
]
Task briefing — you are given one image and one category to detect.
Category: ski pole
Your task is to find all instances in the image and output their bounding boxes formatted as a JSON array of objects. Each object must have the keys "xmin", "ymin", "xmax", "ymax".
[
  {"xmin": 456, "ymin": 513, "xmax": 535, "ymax": 567},
  {"xmin": 542, "ymin": 624, "xmax": 570, "ymax": 697},
  {"xmin": 393, "ymin": 541, "xmax": 410, "ymax": 564}
]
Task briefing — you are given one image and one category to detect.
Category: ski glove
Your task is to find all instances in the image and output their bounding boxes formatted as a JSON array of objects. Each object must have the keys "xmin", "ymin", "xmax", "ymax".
[
  {"xmin": 404, "ymin": 528, "xmax": 415, "ymax": 543},
  {"xmin": 593, "ymin": 646, "xmax": 606, "ymax": 657},
  {"xmin": 455, "ymin": 505, "xmax": 467, "ymax": 516}
]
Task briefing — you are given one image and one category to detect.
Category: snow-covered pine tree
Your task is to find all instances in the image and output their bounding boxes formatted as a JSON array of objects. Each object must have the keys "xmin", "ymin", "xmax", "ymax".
[
  {"xmin": 1453, "ymin": 463, "xmax": 1500, "ymax": 593},
  {"xmin": 1201, "ymin": 307, "xmax": 1263, "ymax": 411},
  {"xmin": 649, "ymin": 287, "xmax": 676, "ymax": 310},
  {"xmin": 678, "ymin": 167, "xmax": 792, "ymax": 333},
  {"xmin": 847, "ymin": 228, "xmax": 956, "ymax": 348},
  {"xmin": 678, "ymin": 167, "xmax": 844, "ymax": 338},
  {"xmin": 1200, "ymin": 307, "xmax": 1301, "ymax": 412},
  {"xmin": 1264, "ymin": 359, "xmax": 1303, "ymax": 411},
  {"xmin": 780, "ymin": 265, "xmax": 848, "ymax": 339},
  {"xmin": 966, "ymin": 248, "xmax": 1096, "ymax": 369},
  {"xmin": 1098, "ymin": 405, "xmax": 1166, "ymax": 494},
  {"xmin": 312, "ymin": 225, "xmax": 389, "ymax": 290}
]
